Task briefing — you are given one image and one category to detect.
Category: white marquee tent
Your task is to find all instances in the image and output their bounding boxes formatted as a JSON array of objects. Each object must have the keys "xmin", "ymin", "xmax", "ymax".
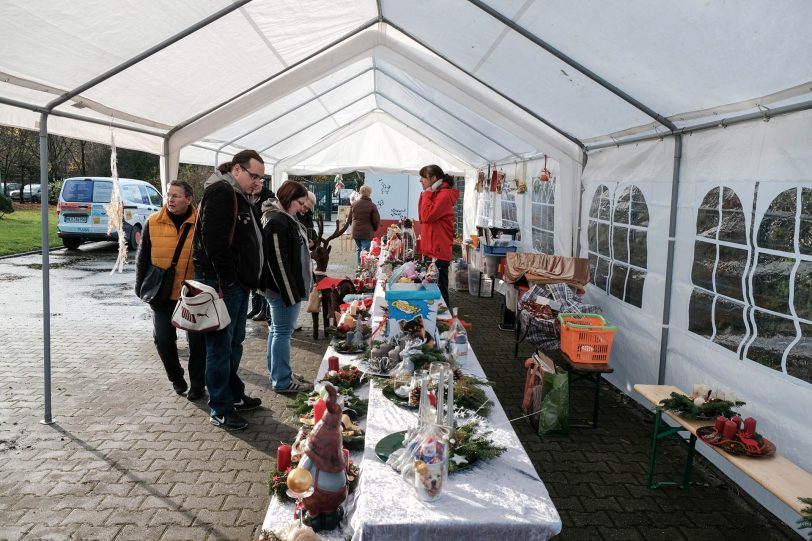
[{"xmin": 2, "ymin": 0, "xmax": 811, "ymax": 531}]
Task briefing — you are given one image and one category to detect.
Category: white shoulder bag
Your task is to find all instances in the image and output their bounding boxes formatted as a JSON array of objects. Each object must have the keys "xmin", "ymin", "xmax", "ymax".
[{"xmin": 171, "ymin": 280, "xmax": 231, "ymax": 333}]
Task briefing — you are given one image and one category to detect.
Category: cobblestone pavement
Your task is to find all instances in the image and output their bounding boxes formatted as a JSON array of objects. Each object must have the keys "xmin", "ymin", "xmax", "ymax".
[{"xmin": 0, "ymin": 243, "xmax": 802, "ymax": 540}]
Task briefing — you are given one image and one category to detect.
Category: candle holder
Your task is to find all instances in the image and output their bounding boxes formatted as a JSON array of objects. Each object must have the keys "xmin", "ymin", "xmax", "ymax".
[{"xmin": 287, "ymin": 487, "xmax": 315, "ymax": 526}]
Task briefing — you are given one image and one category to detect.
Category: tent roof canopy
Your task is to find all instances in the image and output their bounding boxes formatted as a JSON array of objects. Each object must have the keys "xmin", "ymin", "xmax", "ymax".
[{"xmin": 1, "ymin": 0, "xmax": 810, "ymax": 171}]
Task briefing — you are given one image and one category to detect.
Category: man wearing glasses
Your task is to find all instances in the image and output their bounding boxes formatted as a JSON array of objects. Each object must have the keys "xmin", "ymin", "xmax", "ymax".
[{"xmin": 193, "ymin": 150, "xmax": 266, "ymax": 431}]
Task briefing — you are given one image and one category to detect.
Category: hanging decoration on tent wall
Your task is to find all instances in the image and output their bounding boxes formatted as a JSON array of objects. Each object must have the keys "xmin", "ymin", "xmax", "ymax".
[
  {"xmin": 540, "ymin": 155, "xmax": 551, "ymax": 182},
  {"xmin": 476, "ymin": 169, "xmax": 486, "ymax": 193},
  {"xmin": 517, "ymin": 161, "xmax": 527, "ymax": 194},
  {"xmin": 105, "ymin": 132, "xmax": 128, "ymax": 274}
]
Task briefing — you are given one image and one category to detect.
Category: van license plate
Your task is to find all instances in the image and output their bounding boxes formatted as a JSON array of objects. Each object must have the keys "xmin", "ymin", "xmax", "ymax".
[{"xmin": 64, "ymin": 216, "xmax": 87, "ymax": 223}]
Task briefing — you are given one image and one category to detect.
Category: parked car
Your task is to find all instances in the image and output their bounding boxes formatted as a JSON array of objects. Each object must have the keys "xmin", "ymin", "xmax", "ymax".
[
  {"xmin": 0, "ymin": 182, "xmax": 21, "ymax": 197},
  {"xmin": 10, "ymin": 184, "xmax": 43, "ymax": 203},
  {"xmin": 56, "ymin": 177, "xmax": 162, "ymax": 250}
]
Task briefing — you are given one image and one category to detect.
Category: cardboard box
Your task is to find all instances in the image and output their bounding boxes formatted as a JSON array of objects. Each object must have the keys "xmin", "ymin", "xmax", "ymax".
[{"xmin": 385, "ymin": 283, "xmax": 442, "ymax": 338}]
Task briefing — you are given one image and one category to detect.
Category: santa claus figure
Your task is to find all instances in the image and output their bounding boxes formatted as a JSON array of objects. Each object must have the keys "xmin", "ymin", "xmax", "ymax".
[{"xmin": 298, "ymin": 383, "xmax": 348, "ymax": 531}]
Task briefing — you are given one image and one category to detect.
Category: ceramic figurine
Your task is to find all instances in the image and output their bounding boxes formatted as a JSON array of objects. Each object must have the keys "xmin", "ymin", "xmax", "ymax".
[{"xmin": 298, "ymin": 383, "xmax": 348, "ymax": 531}]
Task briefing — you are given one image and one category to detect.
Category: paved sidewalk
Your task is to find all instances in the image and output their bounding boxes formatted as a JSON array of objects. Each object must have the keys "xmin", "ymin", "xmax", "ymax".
[{"xmin": 0, "ymin": 243, "xmax": 802, "ymax": 540}]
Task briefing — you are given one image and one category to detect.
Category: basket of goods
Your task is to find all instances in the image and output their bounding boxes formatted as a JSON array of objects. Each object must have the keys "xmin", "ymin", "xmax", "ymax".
[{"xmin": 558, "ymin": 313, "xmax": 617, "ymax": 364}]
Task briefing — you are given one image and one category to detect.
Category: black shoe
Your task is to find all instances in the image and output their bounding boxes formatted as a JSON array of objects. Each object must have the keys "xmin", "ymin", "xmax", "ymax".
[
  {"xmin": 234, "ymin": 396, "xmax": 262, "ymax": 411},
  {"xmin": 172, "ymin": 380, "xmax": 188, "ymax": 395},
  {"xmin": 210, "ymin": 412, "xmax": 248, "ymax": 431},
  {"xmin": 251, "ymin": 310, "xmax": 268, "ymax": 321},
  {"xmin": 187, "ymin": 388, "xmax": 205, "ymax": 401}
]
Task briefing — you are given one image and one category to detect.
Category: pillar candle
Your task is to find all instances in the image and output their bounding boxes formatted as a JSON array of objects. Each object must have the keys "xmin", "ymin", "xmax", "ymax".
[
  {"xmin": 722, "ymin": 420, "xmax": 738, "ymax": 441},
  {"xmin": 343, "ymin": 448, "xmax": 350, "ymax": 473},
  {"xmin": 743, "ymin": 417, "xmax": 757, "ymax": 435},
  {"xmin": 277, "ymin": 444, "xmax": 292, "ymax": 472},
  {"xmin": 313, "ymin": 399, "xmax": 327, "ymax": 425},
  {"xmin": 730, "ymin": 415, "xmax": 742, "ymax": 429},
  {"xmin": 714, "ymin": 416, "xmax": 727, "ymax": 434},
  {"xmin": 328, "ymin": 356, "xmax": 340, "ymax": 372}
]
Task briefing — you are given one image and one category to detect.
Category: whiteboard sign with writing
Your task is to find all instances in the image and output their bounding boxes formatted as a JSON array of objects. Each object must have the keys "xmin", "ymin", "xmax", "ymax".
[{"xmin": 364, "ymin": 173, "xmax": 421, "ymax": 221}]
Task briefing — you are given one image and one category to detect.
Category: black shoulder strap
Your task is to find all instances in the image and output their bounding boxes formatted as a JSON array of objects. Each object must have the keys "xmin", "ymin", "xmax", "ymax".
[{"xmin": 169, "ymin": 223, "xmax": 192, "ymax": 269}]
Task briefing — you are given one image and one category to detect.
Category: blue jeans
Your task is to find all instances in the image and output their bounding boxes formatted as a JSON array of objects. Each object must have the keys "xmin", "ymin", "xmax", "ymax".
[
  {"xmin": 195, "ymin": 275, "xmax": 249, "ymax": 416},
  {"xmin": 267, "ymin": 296, "xmax": 302, "ymax": 390},
  {"xmin": 355, "ymin": 239, "xmax": 371, "ymax": 265}
]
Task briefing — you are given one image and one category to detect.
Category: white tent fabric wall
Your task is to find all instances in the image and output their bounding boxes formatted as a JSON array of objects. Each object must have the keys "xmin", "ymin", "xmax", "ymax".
[{"xmin": 580, "ymin": 112, "xmax": 812, "ymax": 527}]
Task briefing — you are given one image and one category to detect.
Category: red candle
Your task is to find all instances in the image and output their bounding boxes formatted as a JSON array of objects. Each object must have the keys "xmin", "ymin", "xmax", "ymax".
[
  {"xmin": 743, "ymin": 417, "xmax": 757, "ymax": 435},
  {"xmin": 277, "ymin": 444, "xmax": 292, "ymax": 472},
  {"xmin": 714, "ymin": 416, "xmax": 727, "ymax": 433},
  {"xmin": 730, "ymin": 415, "xmax": 742, "ymax": 430},
  {"xmin": 722, "ymin": 420, "xmax": 738, "ymax": 441},
  {"xmin": 313, "ymin": 398, "xmax": 327, "ymax": 425},
  {"xmin": 342, "ymin": 448, "xmax": 350, "ymax": 473},
  {"xmin": 328, "ymin": 356, "xmax": 340, "ymax": 372}
]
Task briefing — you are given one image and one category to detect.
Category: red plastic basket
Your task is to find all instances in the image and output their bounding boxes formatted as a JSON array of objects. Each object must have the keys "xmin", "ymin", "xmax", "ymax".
[{"xmin": 558, "ymin": 313, "xmax": 617, "ymax": 364}]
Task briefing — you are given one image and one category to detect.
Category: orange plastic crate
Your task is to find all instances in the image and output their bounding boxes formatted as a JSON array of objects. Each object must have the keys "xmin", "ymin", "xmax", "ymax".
[{"xmin": 558, "ymin": 313, "xmax": 617, "ymax": 364}]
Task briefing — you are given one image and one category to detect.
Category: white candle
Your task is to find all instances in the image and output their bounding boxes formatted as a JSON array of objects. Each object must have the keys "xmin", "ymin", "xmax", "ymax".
[
  {"xmin": 436, "ymin": 365, "xmax": 445, "ymax": 425},
  {"xmin": 446, "ymin": 370, "xmax": 454, "ymax": 428}
]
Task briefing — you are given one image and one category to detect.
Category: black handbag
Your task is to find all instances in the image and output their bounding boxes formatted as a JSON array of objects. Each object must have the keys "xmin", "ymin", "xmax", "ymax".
[{"xmin": 139, "ymin": 224, "xmax": 192, "ymax": 304}]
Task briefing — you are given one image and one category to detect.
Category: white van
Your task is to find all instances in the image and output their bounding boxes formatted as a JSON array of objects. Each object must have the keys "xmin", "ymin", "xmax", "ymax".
[{"xmin": 57, "ymin": 177, "xmax": 163, "ymax": 250}]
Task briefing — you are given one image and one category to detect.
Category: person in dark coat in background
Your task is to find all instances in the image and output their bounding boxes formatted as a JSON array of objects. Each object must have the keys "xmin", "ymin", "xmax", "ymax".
[
  {"xmin": 247, "ymin": 184, "xmax": 276, "ymax": 322},
  {"xmin": 193, "ymin": 149, "xmax": 266, "ymax": 431},
  {"xmin": 134, "ymin": 180, "xmax": 205, "ymax": 400},
  {"xmin": 349, "ymin": 184, "xmax": 380, "ymax": 264}
]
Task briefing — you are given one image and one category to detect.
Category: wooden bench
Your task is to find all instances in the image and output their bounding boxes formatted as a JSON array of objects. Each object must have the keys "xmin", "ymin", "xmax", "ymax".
[
  {"xmin": 635, "ymin": 384, "xmax": 812, "ymax": 515},
  {"xmin": 538, "ymin": 350, "xmax": 614, "ymax": 429}
]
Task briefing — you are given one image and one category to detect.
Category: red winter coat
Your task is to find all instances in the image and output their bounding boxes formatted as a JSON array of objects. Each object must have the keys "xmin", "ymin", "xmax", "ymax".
[{"xmin": 418, "ymin": 183, "xmax": 459, "ymax": 262}]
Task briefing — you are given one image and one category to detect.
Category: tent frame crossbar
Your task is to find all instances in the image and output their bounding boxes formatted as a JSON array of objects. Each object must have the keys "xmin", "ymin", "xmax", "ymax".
[
  {"xmin": 214, "ymin": 66, "xmax": 376, "ymax": 164},
  {"xmin": 377, "ymin": 91, "xmax": 489, "ymax": 163},
  {"xmin": 45, "ymin": 1, "xmax": 253, "ymax": 111},
  {"xmin": 383, "ymin": 18, "xmax": 584, "ymax": 151},
  {"xmin": 258, "ymin": 92, "xmax": 376, "ymax": 155},
  {"xmin": 585, "ymin": 98, "xmax": 812, "ymax": 151},
  {"xmin": 376, "ymin": 66, "xmax": 522, "ymax": 159},
  {"xmin": 464, "ymin": 0, "xmax": 677, "ymax": 132},
  {"xmin": 168, "ymin": 17, "xmax": 380, "ymax": 137}
]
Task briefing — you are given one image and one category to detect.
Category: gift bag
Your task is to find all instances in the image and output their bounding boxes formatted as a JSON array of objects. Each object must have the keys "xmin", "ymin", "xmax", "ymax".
[
  {"xmin": 522, "ymin": 353, "xmax": 555, "ymax": 429},
  {"xmin": 537, "ymin": 366, "xmax": 569, "ymax": 435}
]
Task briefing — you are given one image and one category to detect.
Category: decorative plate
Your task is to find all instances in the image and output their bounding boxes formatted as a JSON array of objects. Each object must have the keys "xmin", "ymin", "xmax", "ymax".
[
  {"xmin": 381, "ymin": 386, "xmax": 418, "ymax": 409},
  {"xmin": 357, "ymin": 360, "xmax": 394, "ymax": 378},
  {"xmin": 696, "ymin": 426, "xmax": 776, "ymax": 458},
  {"xmin": 375, "ymin": 430, "xmax": 407, "ymax": 462}
]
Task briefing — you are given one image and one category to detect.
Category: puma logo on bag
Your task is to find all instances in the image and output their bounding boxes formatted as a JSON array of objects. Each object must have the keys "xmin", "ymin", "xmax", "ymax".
[{"xmin": 181, "ymin": 306, "xmax": 197, "ymax": 323}]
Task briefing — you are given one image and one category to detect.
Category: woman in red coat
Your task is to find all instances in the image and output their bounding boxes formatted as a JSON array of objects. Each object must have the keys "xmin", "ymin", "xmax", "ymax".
[{"xmin": 418, "ymin": 164, "xmax": 459, "ymax": 307}]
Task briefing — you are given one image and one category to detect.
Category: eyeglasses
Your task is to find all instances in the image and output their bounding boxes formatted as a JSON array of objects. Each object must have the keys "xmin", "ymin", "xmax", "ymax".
[{"xmin": 240, "ymin": 164, "xmax": 263, "ymax": 182}]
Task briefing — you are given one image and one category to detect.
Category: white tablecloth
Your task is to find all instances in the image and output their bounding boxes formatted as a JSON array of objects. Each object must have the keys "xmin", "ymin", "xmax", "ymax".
[{"xmin": 263, "ymin": 282, "xmax": 561, "ymax": 540}]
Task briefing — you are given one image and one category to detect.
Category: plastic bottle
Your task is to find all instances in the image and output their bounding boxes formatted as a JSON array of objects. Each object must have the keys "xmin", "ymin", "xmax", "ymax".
[{"xmin": 446, "ymin": 307, "xmax": 468, "ymax": 364}]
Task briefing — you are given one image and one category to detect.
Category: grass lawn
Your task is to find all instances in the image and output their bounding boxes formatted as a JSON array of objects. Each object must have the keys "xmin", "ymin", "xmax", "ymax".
[{"xmin": 0, "ymin": 205, "xmax": 61, "ymax": 256}]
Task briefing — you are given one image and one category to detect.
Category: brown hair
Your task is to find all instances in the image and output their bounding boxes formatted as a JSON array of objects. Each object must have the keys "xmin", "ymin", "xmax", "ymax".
[
  {"xmin": 418, "ymin": 164, "xmax": 454, "ymax": 187},
  {"xmin": 217, "ymin": 149, "xmax": 264, "ymax": 174},
  {"xmin": 276, "ymin": 180, "xmax": 309, "ymax": 210},
  {"xmin": 168, "ymin": 180, "xmax": 194, "ymax": 197}
]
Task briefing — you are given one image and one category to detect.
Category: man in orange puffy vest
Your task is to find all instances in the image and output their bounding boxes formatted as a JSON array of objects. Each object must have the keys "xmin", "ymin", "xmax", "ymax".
[{"xmin": 135, "ymin": 180, "xmax": 206, "ymax": 400}]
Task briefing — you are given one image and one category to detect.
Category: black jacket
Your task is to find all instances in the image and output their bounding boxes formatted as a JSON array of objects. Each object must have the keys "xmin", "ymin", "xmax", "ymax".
[
  {"xmin": 261, "ymin": 204, "xmax": 309, "ymax": 307},
  {"xmin": 193, "ymin": 174, "xmax": 264, "ymax": 289}
]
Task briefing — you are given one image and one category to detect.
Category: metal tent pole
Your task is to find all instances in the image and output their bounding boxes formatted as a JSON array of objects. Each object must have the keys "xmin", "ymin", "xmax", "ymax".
[
  {"xmin": 657, "ymin": 134, "xmax": 683, "ymax": 384},
  {"xmin": 39, "ymin": 113, "xmax": 53, "ymax": 425}
]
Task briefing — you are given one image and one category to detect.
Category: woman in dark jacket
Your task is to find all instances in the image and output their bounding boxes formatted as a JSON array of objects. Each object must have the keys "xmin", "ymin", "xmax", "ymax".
[
  {"xmin": 261, "ymin": 180, "xmax": 314, "ymax": 393},
  {"xmin": 350, "ymin": 184, "xmax": 380, "ymax": 264}
]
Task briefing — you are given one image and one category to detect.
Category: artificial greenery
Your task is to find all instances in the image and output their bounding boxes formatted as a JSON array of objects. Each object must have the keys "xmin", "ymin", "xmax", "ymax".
[
  {"xmin": 658, "ymin": 392, "xmax": 744, "ymax": 419},
  {"xmin": 320, "ymin": 365, "xmax": 364, "ymax": 389},
  {"xmin": 380, "ymin": 373, "xmax": 492, "ymax": 417},
  {"xmin": 448, "ymin": 420, "xmax": 507, "ymax": 474},
  {"xmin": 333, "ymin": 339, "xmax": 368, "ymax": 355},
  {"xmin": 268, "ymin": 462, "xmax": 361, "ymax": 503},
  {"xmin": 799, "ymin": 497, "xmax": 812, "ymax": 540},
  {"xmin": 288, "ymin": 388, "xmax": 368, "ymax": 421},
  {"xmin": 327, "ymin": 324, "xmax": 372, "ymax": 341}
]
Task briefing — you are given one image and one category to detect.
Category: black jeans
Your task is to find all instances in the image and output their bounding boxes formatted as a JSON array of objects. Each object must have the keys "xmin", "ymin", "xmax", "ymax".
[
  {"xmin": 152, "ymin": 300, "xmax": 206, "ymax": 391},
  {"xmin": 434, "ymin": 259, "xmax": 450, "ymax": 308}
]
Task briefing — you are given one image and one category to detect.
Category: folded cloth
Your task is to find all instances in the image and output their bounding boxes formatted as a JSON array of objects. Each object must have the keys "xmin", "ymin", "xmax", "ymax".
[{"xmin": 504, "ymin": 252, "xmax": 590, "ymax": 289}]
